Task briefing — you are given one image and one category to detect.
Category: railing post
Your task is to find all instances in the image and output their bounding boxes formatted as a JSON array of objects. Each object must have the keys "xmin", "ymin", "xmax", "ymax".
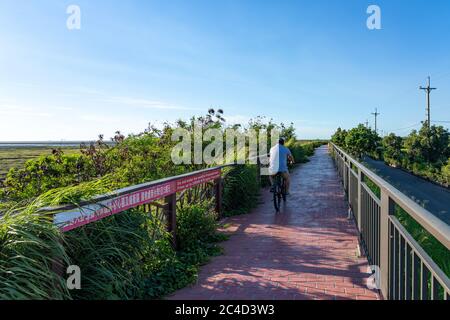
[
  {"xmin": 379, "ymin": 188, "xmax": 391, "ymax": 299},
  {"xmin": 347, "ymin": 160, "xmax": 351, "ymax": 202},
  {"xmin": 165, "ymin": 194, "xmax": 177, "ymax": 249},
  {"xmin": 357, "ymin": 170, "xmax": 362, "ymax": 231},
  {"xmin": 215, "ymin": 177, "xmax": 223, "ymax": 219}
]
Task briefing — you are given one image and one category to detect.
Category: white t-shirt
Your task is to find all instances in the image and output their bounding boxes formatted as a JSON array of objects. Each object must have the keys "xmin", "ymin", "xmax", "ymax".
[{"xmin": 269, "ymin": 144, "xmax": 292, "ymax": 175}]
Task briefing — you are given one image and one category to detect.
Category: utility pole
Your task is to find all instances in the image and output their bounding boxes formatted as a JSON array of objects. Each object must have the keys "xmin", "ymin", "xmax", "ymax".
[
  {"xmin": 420, "ymin": 76, "xmax": 437, "ymax": 129},
  {"xmin": 371, "ymin": 108, "xmax": 380, "ymax": 133},
  {"xmin": 365, "ymin": 120, "xmax": 369, "ymax": 128}
]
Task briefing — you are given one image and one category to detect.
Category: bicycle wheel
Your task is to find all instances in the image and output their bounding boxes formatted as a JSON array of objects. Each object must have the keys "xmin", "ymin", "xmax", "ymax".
[
  {"xmin": 282, "ymin": 179, "xmax": 287, "ymax": 202},
  {"xmin": 273, "ymin": 187, "xmax": 281, "ymax": 212}
]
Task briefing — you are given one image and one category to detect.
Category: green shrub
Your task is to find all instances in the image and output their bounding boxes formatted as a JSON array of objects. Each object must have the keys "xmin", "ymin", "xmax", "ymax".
[
  {"xmin": 1, "ymin": 154, "xmax": 96, "ymax": 201},
  {"xmin": 222, "ymin": 165, "xmax": 260, "ymax": 216},
  {"xmin": 143, "ymin": 205, "xmax": 227, "ymax": 299}
]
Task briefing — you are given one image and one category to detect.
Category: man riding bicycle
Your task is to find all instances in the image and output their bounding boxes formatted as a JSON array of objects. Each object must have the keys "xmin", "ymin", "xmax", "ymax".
[{"xmin": 269, "ymin": 138, "xmax": 294, "ymax": 195}]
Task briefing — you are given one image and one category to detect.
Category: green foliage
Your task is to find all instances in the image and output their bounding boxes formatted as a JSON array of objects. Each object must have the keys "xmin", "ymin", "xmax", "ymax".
[
  {"xmin": 332, "ymin": 123, "xmax": 449, "ymax": 186},
  {"xmin": 177, "ymin": 205, "xmax": 224, "ymax": 252},
  {"xmin": 143, "ymin": 205, "xmax": 227, "ymax": 299},
  {"xmin": 394, "ymin": 205, "xmax": 450, "ymax": 278},
  {"xmin": 280, "ymin": 122, "xmax": 297, "ymax": 141},
  {"xmin": 382, "ymin": 133, "xmax": 403, "ymax": 167},
  {"xmin": 66, "ymin": 209, "xmax": 155, "ymax": 300},
  {"xmin": 286, "ymin": 140, "xmax": 326, "ymax": 164},
  {"xmin": 331, "ymin": 127, "xmax": 348, "ymax": 147},
  {"xmin": 0, "ymin": 207, "xmax": 70, "ymax": 299},
  {"xmin": 404, "ymin": 124, "xmax": 449, "ymax": 165},
  {"xmin": 442, "ymin": 159, "xmax": 450, "ymax": 185},
  {"xmin": 0, "ymin": 111, "xmax": 325, "ymax": 300},
  {"xmin": 344, "ymin": 124, "xmax": 380, "ymax": 159},
  {"xmin": 363, "ymin": 175, "xmax": 381, "ymax": 199},
  {"xmin": 1, "ymin": 153, "xmax": 96, "ymax": 201},
  {"xmin": 223, "ymin": 165, "xmax": 260, "ymax": 216}
]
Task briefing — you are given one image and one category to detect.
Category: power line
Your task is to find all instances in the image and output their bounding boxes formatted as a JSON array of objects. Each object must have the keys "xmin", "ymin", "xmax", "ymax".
[
  {"xmin": 385, "ymin": 122, "xmax": 422, "ymax": 133},
  {"xmin": 419, "ymin": 76, "xmax": 437, "ymax": 128}
]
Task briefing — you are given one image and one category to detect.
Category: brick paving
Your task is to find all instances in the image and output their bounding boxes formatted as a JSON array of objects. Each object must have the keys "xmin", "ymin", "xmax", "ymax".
[{"xmin": 168, "ymin": 146, "xmax": 381, "ymax": 300}]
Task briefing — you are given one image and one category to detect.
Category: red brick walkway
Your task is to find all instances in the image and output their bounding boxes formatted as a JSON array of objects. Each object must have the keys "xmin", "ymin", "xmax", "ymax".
[{"xmin": 168, "ymin": 146, "xmax": 381, "ymax": 300}]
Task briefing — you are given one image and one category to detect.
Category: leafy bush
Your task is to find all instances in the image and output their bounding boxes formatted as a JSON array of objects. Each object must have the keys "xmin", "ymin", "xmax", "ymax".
[
  {"xmin": 382, "ymin": 133, "xmax": 403, "ymax": 167},
  {"xmin": 331, "ymin": 128, "xmax": 348, "ymax": 147},
  {"xmin": 143, "ymin": 205, "xmax": 227, "ymax": 299},
  {"xmin": 177, "ymin": 205, "xmax": 224, "ymax": 251},
  {"xmin": 1, "ymin": 153, "xmax": 96, "ymax": 201},
  {"xmin": 222, "ymin": 165, "xmax": 260, "ymax": 216}
]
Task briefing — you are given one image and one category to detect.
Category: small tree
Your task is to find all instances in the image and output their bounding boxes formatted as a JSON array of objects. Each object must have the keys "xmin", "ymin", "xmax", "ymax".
[
  {"xmin": 382, "ymin": 133, "xmax": 403, "ymax": 167},
  {"xmin": 344, "ymin": 124, "xmax": 380, "ymax": 159},
  {"xmin": 331, "ymin": 127, "xmax": 348, "ymax": 147},
  {"xmin": 280, "ymin": 122, "xmax": 297, "ymax": 141},
  {"xmin": 404, "ymin": 123, "xmax": 449, "ymax": 165}
]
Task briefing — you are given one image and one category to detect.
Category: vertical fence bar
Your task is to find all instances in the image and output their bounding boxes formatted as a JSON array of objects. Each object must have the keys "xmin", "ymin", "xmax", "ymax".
[
  {"xmin": 432, "ymin": 277, "xmax": 439, "ymax": 300},
  {"xmin": 406, "ymin": 244, "xmax": 412, "ymax": 299},
  {"xmin": 380, "ymin": 190, "xmax": 391, "ymax": 299},
  {"xmin": 215, "ymin": 177, "xmax": 223, "ymax": 219},
  {"xmin": 421, "ymin": 263, "xmax": 428, "ymax": 300},
  {"xmin": 357, "ymin": 169, "xmax": 362, "ymax": 231},
  {"xmin": 165, "ymin": 193, "xmax": 177, "ymax": 249},
  {"xmin": 394, "ymin": 228, "xmax": 400, "ymax": 300},
  {"xmin": 399, "ymin": 236, "xmax": 406, "ymax": 299},
  {"xmin": 412, "ymin": 252, "xmax": 420, "ymax": 300}
]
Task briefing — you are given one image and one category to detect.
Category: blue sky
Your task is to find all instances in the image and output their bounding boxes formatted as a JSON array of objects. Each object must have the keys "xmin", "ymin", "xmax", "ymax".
[{"xmin": 0, "ymin": 0, "xmax": 449, "ymax": 141}]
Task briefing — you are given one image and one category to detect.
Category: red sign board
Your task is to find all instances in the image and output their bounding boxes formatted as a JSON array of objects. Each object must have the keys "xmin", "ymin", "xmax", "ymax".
[
  {"xmin": 176, "ymin": 169, "xmax": 221, "ymax": 192},
  {"xmin": 54, "ymin": 168, "xmax": 222, "ymax": 232}
]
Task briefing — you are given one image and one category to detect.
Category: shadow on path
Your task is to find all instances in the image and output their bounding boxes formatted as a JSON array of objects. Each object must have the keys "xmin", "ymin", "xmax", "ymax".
[{"xmin": 168, "ymin": 146, "xmax": 381, "ymax": 300}]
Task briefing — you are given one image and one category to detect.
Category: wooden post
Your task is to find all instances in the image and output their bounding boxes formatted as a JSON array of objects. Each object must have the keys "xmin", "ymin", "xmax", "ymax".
[
  {"xmin": 215, "ymin": 177, "xmax": 223, "ymax": 219},
  {"xmin": 165, "ymin": 194, "xmax": 177, "ymax": 249}
]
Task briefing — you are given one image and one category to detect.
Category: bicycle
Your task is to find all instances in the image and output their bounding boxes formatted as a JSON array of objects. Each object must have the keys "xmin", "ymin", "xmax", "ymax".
[{"xmin": 272, "ymin": 172, "xmax": 287, "ymax": 212}]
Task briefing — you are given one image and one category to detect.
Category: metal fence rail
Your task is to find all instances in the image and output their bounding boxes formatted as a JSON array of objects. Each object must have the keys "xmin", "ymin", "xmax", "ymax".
[{"xmin": 329, "ymin": 143, "xmax": 450, "ymax": 300}]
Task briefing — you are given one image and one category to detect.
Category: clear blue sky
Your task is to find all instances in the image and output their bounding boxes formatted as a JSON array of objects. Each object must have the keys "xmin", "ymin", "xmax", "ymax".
[{"xmin": 0, "ymin": 0, "xmax": 449, "ymax": 141}]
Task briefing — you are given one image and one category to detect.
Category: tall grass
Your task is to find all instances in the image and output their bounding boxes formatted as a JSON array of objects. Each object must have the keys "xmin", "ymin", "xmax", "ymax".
[{"xmin": 0, "ymin": 208, "xmax": 70, "ymax": 299}]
